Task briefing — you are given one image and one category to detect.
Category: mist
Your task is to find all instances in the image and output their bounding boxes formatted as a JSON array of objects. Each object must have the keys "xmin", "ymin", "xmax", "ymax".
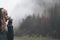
[{"xmin": 11, "ymin": 0, "xmax": 60, "ymax": 28}]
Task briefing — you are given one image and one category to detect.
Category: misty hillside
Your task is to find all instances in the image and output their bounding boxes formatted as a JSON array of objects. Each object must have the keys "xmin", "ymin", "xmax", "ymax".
[
  {"xmin": 11, "ymin": 0, "xmax": 60, "ymax": 29},
  {"xmin": 12, "ymin": 0, "xmax": 60, "ymax": 39}
]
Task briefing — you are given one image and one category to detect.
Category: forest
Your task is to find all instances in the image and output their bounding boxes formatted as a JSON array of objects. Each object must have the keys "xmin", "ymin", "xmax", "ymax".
[{"xmin": 15, "ymin": 3, "xmax": 60, "ymax": 39}]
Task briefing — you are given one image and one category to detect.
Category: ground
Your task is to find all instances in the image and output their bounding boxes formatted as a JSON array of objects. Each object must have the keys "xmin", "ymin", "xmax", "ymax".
[{"xmin": 14, "ymin": 36, "xmax": 60, "ymax": 40}]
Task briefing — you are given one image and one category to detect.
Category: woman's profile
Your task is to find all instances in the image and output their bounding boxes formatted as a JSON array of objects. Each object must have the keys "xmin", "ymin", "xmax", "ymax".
[{"xmin": 0, "ymin": 8, "xmax": 14, "ymax": 40}]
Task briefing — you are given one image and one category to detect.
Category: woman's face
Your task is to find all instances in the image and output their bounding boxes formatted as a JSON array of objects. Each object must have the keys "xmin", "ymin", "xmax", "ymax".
[
  {"xmin": 4, "ymin": 13, "xmax": 9, "ymax": 21},
  {"xmin": 2, "ymin": 9, "xmax": 9, "ymax": 22}
]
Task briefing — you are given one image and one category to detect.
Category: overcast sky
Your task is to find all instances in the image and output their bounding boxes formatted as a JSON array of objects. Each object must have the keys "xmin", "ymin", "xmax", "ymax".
[
  {"xmin": 0, "ymin": 0, "xmax": 20, "ymax": 16},
  {"xmin": 0, "ymin": 0, "xmax": 54, "ymax": 16}
]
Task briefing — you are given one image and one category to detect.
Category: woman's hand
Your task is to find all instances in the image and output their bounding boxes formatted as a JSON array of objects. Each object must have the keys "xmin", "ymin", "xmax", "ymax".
[{"xmin": 8, "ymin": 17, "xmax": 13, "ymax": 25}]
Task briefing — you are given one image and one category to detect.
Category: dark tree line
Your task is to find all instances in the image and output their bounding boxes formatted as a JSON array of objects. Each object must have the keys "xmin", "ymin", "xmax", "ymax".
[
  {"xmin": 16, "ymin": 15, "xmax": 51, "ymax": 37},
  {"xmin": 15, "ymin": 3, "xmax": 60, "ymax": 39},
  {"xmin": 48, "ymin": 4, "xmax": 60, "ymax": 38}
]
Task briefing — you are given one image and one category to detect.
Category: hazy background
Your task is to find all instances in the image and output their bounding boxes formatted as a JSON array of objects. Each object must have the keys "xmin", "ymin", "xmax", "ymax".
[
  {"xmin": 0, "ymin": 0, "xmax": 60, "ymax": 28},
  {"xmin": 1, "ymin": 0, "xmax": 60, "ymax": 40}
]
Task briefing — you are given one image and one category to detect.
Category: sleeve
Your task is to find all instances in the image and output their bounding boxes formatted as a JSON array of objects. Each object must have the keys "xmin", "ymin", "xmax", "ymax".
[{"xmin": 7, "ymin": 25, "xmax": 14, "ymax": 40}]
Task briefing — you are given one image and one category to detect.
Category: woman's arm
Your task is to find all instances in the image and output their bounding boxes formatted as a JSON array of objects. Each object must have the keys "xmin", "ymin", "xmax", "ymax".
[
  {"xmin": 7, "ymin": 18, "xmax": 14, "ymax": 40},
  {"xmin": 7, "ymin": 25, "xmax": 14, "ymax": 40}
]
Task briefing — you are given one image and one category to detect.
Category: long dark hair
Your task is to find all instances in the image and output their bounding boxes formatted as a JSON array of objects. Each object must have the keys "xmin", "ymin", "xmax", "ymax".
[{"xmin": 0, "ymin": 8, "xmax": 3, "ymax": 32}]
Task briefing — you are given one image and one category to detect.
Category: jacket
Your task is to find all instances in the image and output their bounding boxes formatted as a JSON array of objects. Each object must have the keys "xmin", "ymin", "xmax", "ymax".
[{"xmin": 0, "ymin": 25, "xmax": 14, "ymax": 40}]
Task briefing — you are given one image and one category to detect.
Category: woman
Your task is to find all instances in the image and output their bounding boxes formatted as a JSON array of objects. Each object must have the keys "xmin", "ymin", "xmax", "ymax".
[{"xmin": 0, "ymin": 8, "xmax": 14, "ymax": 40}]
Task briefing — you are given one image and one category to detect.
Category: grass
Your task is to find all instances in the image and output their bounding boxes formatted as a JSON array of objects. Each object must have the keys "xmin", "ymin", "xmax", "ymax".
[{"xmin": 14, "ymin": 35, "xmax": 49, "ymax": 40}]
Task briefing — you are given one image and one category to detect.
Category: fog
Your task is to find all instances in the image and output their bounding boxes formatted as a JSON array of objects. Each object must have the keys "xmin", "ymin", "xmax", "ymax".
[{"xmin": 10, "ymin": 0, "xmax": 60, "ymax": 28}]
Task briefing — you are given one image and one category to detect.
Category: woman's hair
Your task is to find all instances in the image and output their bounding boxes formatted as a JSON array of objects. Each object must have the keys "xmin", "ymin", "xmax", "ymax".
[
  {"xmin": 0, "ymin": 8, "xmax": 3, "ymax": 32},
  {"xmin": 0, "ymin": 8, "xmax": 8, "ymax": 32}
]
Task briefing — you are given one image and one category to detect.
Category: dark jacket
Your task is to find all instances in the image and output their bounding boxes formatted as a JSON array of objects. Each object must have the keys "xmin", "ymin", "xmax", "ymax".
[
  {"xmin": 7, "ymin": 25, "xmax": 14, "ymax": 40},
  {"xmin": 0, "ymin": 25, "xmax": 14, "ymax": 40}
]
